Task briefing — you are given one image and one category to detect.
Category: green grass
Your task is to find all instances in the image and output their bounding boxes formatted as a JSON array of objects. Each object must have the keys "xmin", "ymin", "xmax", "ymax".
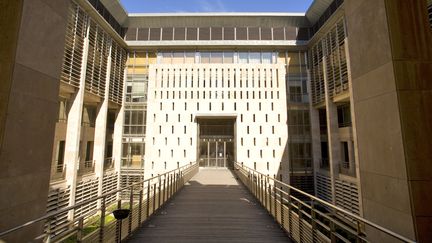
[{"xmin": 62, "ymin": 214, "xmax": 116, "ymax": 242}]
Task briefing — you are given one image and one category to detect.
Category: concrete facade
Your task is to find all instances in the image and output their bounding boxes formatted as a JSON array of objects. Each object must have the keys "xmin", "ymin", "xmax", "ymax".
[{"xmin": 344, "ymin": 0, "xmax": 432, "ymax": 241}]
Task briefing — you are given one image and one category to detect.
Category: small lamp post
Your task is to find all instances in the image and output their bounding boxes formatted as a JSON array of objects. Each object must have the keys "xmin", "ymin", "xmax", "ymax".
[{"xmin": 113, "ymin": 209, "xmax": 130, "ymax": 243}]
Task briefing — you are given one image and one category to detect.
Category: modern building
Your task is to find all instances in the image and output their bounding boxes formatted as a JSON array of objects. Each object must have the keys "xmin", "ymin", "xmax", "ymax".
[{"xmin": 1, "ymin": 0, "xmax": 431, "ymax": 242}]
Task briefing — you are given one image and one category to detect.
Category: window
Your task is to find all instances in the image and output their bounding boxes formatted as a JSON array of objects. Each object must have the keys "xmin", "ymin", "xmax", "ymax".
[
  {"xmin": 262, "ymin": 52, "xmax": 272, "ymax": 64},
  {"xmin": 289, "ymin": 86, "xmax": 302, "ymax": 103},
  {"xmin": 341, "ymin": 142, "xmax": 349, "ymax": 162},
  {"xmin": 337, "ymin": 104, "xmax": 352, "ymax": 127},
  {"xmin": 249, "ymin": 52, "xmax": 261, "ymax": 64},
  {"xmin": 124, "ymin": 107, "xmax": 147, "ymax": 135},
  {"xmin": 56, "ymin": 141, "xmax": 65, "ymax": 170},
  {"xmin": 224, "ymin": 52, "xmax": 234, "ymax": 63},
  {"xmin": 238, "ymin": 52, "xmax": 248, "ymax": 64},
  {"xmin": 85, "ymin": 141, "xmax": 93, "ymax": 161}
]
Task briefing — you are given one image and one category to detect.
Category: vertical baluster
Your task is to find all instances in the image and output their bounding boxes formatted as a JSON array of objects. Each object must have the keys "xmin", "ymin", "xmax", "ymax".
[
  {"xmin": 77, "ymin": 218, "xmax": 84, "ymax": 243},
  {"xmin": 311, "ymin": 199, "xmax": 316, "ymax": 242},
  {"xmin": 298, "ymin": 201, "xmax": 303, "ymax": 243},
  {"xmin": 158, "ymin": 176, "xmax": 162, "ymax": 208},
  {"xmin": 146, "ymin": 180, "xmax": 151, "ymax": 218},
  {"xmin": 138, "ymin": 189, "xmax": 143, "ymax": 224},
  {"xmin": 99, "ymin": 196, "xmax": 106, "ymax": 243},
  {"xmin": 152, "ymin": 183, "xmax": 157, "ymax": 214},
  {"xmin": 128, "ymin": 186, "xmax": 133, "ymax": 234}
]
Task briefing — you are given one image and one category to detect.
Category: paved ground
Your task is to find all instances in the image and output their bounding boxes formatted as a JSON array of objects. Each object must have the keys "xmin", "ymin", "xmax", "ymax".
[{"xmin": 127, "ymin": 168, "xmax": 291, "ymax": 243}]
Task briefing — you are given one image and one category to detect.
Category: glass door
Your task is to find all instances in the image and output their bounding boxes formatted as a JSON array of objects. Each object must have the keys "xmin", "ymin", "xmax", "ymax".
[{"xmin": 199, "ymin": 138, "xmax": 234, "ymax": 168}]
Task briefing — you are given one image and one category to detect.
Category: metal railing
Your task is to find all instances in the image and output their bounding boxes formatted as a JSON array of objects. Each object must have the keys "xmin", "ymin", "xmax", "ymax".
[
  {"xmin": 338, "ymin": 161, "xmax": 356, "ymax": 177},
  {"xmin": 51, "ymin": 163, "xmax": 67, "ymax": 181},
  {"xmin": 319, "ymin": 158, "xmax": 330, "ymax": 170},
  {"xmin": 104, "ymin": 157, "xmax": 114, "ymax": 171},
  {"xmin": 0, "ymin": 162, "xmax": 199, "ymax": 242},
  {"xmin": 78, "ymin": 160, "xmax": 95, "ymax": 175},
  {"xmin": 234, "ymin": 162, "xmax": 415, "ymax": 243}
]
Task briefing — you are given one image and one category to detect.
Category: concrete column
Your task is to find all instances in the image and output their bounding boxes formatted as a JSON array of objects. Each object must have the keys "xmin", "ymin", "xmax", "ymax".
[
  {"xmin": 322, "ymin": 56, "xmax": 340, "ymax": 204},
  {"xmin": 305, "ymin": 57, "xmax": 322, "ymax": 195},
  {"xmin": 93, "ymin": 44, "xmax": 113, "ymax": 207},
  {"xmin": 113, "ymin": 66, "xmax": 127, "ymax": 198},
  {"xmin": 344, "ymin": 36, "xmax": 364, "ymax": 217},
  {"xmin": 64, "ymin": 20, "xmax": 90, "ymax": 220}
]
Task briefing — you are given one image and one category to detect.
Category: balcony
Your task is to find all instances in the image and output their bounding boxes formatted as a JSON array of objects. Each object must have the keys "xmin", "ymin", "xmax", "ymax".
[
  {"xmin": 104, "ymin": 157, "xmax": 115, "ymax": 171},
  {"xmin": 78, "ymin": 160, "xmax": 95, "ymax": 175},
  {"xmin": 121, "ymin": 158, "xmax": 144, "ymax": 169},
  {"xmin": 51, "ymin": 162, "xmax": 66, "ymax": 181},
  {"xmin": 319, "ymin": 158, "xmax": 330, "ymax": 170},
  {"xmin": 339, "ymin": 160, "xmax": 356, "ymax": 177}
]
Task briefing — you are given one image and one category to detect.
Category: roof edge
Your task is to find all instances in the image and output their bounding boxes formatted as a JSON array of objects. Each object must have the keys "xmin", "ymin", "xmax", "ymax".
[{"xmin": 128, "ymin": 12, "xmax": 306, "ymax": 17}]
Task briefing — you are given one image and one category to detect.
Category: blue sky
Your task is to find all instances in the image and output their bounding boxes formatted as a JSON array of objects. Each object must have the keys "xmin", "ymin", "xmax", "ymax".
[{"xmin": 120, "ymin": 0, "xmax": 314, "ymax": 13}]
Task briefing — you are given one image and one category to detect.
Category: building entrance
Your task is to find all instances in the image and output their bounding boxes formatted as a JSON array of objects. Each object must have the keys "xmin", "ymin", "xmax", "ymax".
[{"xmin": 197, "ymin": 118, "xmax": 235, "ymax": 168}]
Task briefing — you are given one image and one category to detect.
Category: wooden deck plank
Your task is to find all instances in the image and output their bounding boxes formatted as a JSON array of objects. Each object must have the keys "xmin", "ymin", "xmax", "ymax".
[{"xmin": 127, "ymin": 168, "xmax": 291, "ymax": 243}]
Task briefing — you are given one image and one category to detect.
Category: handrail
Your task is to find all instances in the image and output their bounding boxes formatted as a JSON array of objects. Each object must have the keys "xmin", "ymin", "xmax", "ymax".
[
  {"xmin": 0, "ymin": 162, "xmax": 197, "ymax": 239},
  {"xmin": 234, "ymin": 162, "xmax": 416, "ymax": 243}
]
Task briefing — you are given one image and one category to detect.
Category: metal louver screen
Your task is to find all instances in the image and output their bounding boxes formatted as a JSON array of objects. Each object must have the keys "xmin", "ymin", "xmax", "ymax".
[
  {"xmin": 429, "ymin": 3, "xmax": 432, "ymax": 28},
  {"xmin": 109, "ymin": 41, "xmax": 127, "ymax": 104},
  {"xmin": 74, "ymin": 178, "xmax": 99, "ymax": 218},
  {"xmin": 138, "ymin": 28, "xmax": 149, "ymax": 41},
  {"xmin": 125, "ymin": 28, "xmax": 137, "ymax": 41},
  {"xmin": 211, "ymin": 27, "xmax": 223, "ymax": 40},
  {"xmin": 335, "ymin": 179, "xmax": 360, "ymax": 215},
  {"xmin": 223, "ymin": 27, "xmax": 235, "ymax": 40},
  {"xmin": 85, "ymin": 20, "xmax": 109, "ymax": 97},
  {"xmin": 103, "ymin": 172, "xmax": 119, "ymax": 205},
  {"xmin": 45, "ymin": 187, "xmax": 70, "ymax": 235},
  {"xmin": 309, "ymin": 18, "xmax": 348, "ymax": 106},
  {"xmin": 248, "ymin": 27, "xmax": 260, "ymax": 40},
  {"xmin": 60, "ymin": 2, "xmax": 88, "ymax": 88},
  {"xmin": 316, "ymin": 173, "xmax": 332, "ymax": 203}
]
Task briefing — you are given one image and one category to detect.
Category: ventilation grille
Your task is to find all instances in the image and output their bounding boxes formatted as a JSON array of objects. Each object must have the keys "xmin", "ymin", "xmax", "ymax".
[
  {"xmin": 335, "ymin": 179, "xmax": 360, "ymax": 215},
  {"xmin": 60, "ymin": 2, "xmax": 88, "ymax": 87},
  {"xmin": 102, "ymin": 172, "xmax": 119, "ymax": 205},
  {"xmin": 309, "ymin": 19, "xmax": 348, "ymax": 106},
  {"xmin": 74, "ymin": 178, "xmax": 98, "ymax": 218},
  {"xmin": 316, "ymin": 173, "xmax": 332, "ymax": 203}
]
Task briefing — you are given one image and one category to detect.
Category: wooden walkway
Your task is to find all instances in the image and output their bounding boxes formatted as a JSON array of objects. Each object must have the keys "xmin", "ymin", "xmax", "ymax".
[{"xmin": 127, "ymin": 168, "xmax": 291, "ymax": 243}]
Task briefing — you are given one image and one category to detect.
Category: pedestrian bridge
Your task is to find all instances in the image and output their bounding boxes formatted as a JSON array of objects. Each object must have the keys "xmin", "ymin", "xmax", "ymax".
[
  {"xmin": 0, "ymin": 162, "xmax": 415, "ymax": 243},
  {"xmin": 128, "ymin": 168, "xmax": 289, "ymax": 243}
]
